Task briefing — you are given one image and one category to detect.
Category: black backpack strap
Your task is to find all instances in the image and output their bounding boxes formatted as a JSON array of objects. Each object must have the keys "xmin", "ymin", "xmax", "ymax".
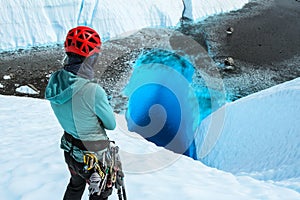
[{"xmin": 64, "ymin": 131, "xmax": 110, "ymax": 152}]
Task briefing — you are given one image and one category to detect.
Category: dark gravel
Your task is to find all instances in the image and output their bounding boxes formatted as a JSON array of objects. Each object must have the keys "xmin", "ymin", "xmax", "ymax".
[
  {"xmin": 177, "ymin": 0, "xmax": 300, "ymax": 99},
  {"xmin": 0, "ymin": 45, "xmax": 65, "ymax": 98}
]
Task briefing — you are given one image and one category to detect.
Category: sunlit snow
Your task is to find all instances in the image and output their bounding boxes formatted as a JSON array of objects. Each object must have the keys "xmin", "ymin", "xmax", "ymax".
[
  {"xmin": 15, "ymin": 85, "xmax": 39, "ymax": 95},
  {"xmin": 0, "ymin": 85, "xmax": 300, "ymax": 199}
]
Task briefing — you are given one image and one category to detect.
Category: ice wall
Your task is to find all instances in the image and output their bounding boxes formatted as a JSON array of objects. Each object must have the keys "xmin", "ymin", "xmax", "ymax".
[
  {"xmin": 183, "ymin": 0, "xmax": 250, "ymax": 21},
  {"xmin": 196, "ymin": 77, "xmax": 300, "ymax": 183},
  {"xmin": 0, "ymin": 0, "xmax": 249, "ymax": 51}
]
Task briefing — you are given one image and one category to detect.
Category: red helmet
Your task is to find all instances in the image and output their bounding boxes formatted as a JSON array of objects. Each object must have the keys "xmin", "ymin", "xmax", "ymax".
[{"xmin": 64, "ymin": 26, "xmax": 102, "ymax": 57}]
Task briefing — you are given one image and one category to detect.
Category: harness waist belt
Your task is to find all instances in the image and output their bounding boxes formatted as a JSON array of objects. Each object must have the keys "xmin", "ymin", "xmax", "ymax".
[{"xmin": 64, "ymin": 131, "xmax": 110, "ymax": 152}]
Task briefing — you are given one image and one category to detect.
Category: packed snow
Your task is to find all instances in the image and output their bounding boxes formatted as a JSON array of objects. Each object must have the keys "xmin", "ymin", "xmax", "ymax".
[
  {"xmin": 0, "ymin": 0, "xmax": 249, "ymax": 51},
  {"xmin": 3, "ymin": 75, "xmax": 11, "ymax": 80},
  {"xmin": 0, "ymin": 86, "xmax": 300, "ymax": 199},
  {"xmin": 15, "ymin": 85, "xmax": 40, "ymax": 95}
]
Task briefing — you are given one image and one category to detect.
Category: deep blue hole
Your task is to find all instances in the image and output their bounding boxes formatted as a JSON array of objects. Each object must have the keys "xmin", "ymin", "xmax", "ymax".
[
  {"xmin": 127, "ymin": 83, "xmax": 181, "ymax": 146},
  {"xmin": 124, "ymin": 49, "xmax": 213, "ymax": 159}
]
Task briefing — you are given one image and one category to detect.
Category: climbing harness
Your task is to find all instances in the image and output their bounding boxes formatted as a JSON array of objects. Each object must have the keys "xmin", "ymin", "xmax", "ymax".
[{"xmin": 83, "ymin": 142, "xmax": 127, "ymax": 200}]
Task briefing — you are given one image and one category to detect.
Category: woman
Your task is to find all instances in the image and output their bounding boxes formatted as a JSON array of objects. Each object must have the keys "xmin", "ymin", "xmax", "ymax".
[{"xmin": 45, "ymin": 26, "xmax": 116, "ymax": 200}]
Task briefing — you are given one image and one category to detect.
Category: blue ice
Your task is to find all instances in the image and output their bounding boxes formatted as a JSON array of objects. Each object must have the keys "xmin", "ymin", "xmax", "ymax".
[{"xmin": 124, "ymin": 49, "xmax": 213, "ymax": 159}]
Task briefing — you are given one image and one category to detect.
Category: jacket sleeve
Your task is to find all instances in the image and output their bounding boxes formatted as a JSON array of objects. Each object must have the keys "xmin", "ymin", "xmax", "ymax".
[{"xmin": 94, "ymin": 85, "xmax": 116, "ymax": 130}]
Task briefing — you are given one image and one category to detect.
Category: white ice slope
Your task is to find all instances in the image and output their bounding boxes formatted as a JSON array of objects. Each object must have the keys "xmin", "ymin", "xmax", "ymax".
[{"xmin": 196, "ymin": 77, "xmax": 300, "ymax": 192}]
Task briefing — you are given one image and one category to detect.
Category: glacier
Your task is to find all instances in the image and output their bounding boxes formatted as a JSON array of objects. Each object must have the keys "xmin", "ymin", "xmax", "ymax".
[
  {"xmin": 2, "ymin": 0, "xmax": 300, "ymax": 197},
  {"xmin": 196, "ymin": 77, "xmax": 300, "ymax": 192},
  {"xmin": 0, "ymin": 0, "xmax": 249, "ymax": 51}
]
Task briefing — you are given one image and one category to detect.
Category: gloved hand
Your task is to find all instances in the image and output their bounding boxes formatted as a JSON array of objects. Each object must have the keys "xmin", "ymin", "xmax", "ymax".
[{"xmin": 88, "ymin": 172, "xmax": 101, "ymax": 195}]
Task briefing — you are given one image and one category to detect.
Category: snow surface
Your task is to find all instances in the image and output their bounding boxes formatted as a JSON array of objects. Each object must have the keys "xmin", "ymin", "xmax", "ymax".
[
  {"xmin": 0, "ymin": 0, "xmax": 249, "ymax": 51},
  {"xmin": 15, "ymin": 85, "xmax": 39, "ymax": 95},
  {"xmin": 0, "ymin": 78, "xmax": 300, "ymax": 199},
  {"xmin": 3, "ymin": 75, "xmax": 11, "ymax": 80}
]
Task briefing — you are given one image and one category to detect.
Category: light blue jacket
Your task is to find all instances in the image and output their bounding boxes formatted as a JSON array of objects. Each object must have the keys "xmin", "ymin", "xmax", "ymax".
[{"xmin": 45, "ymin": 69, "xmax": 116, "ymax": 161}]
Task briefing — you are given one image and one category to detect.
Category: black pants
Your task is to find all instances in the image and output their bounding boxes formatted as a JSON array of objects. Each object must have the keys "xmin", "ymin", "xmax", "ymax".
[{"xmin": 63, "ymin": 151, "xmax": 112, "ymax": 200}]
